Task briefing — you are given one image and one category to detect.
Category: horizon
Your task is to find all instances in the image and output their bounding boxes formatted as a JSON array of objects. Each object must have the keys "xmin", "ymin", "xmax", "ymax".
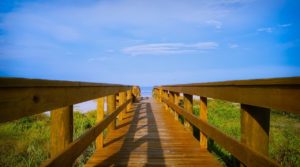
[{"xmin": 1, "ymin": 0, "xmax": 300, "ymax": 86}]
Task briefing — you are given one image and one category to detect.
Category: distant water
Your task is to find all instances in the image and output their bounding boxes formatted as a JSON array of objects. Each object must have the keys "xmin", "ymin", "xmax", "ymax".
[
  {"xmin": 140, "ymin": 87, "xmax": 153, "ymax": 97},
  {"xmin": 74, "ymin": 87, "xmax": 153, "ymax": 113}
]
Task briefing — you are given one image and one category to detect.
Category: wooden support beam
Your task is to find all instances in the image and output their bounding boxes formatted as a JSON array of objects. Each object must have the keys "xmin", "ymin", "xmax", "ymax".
[
  {"xmin": 0, "ymin": 78, "xmax": 131, "ymax": 123},
  {"xmin": 50, "ymin": 106, "xmax": 73, "ymax": 160},
  {"xmin": 161, "ymin": 77, "xmax": 300, "ymax": 115},
  {"xmin": 164, "ymin": 90, "xmax": 169, "ymax": 111},
  {"xmin": 42, "ymin": 99, "xmax": 131, "ymax": 167},
  {"xmin": 199, "ymin": 97, "xmax": 208, "ymax": 149},
  {"xmin": 107, "ymin": 94, "xmax": 116, "ymax": 131},
  {"xmin": 96, "ymin": 97, "xmax": 104, "ymax": 149},
  {"xmin": 240, "ymin": 104, "xmax": 270, "ymax": 165},
  {"xmin": 159, "ymin": 88, "xmax": 162, "ymax": 102},
  {"xmin": 119, "ymin": 92, "xmax": 126, "ymax": 121},
  {"xmin": 169, "ymin": 92, "xmax": 175, "ymax": 115},
  {"xmin": 127, "ymin": 89, "xmax": 132, "ymax": 111},
  {"xmin": 183, "ymin": 93, "xmax": 193, "ymax": 131},
  {"xmin": 174, "ymin": 92, "xmax": 180, "ymax": 121}
]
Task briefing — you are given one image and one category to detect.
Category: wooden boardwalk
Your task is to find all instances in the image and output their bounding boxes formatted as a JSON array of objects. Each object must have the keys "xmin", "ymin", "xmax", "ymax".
[{"xmin": 85, "ymin": 97, "xmax": 221, "ymax": 167}]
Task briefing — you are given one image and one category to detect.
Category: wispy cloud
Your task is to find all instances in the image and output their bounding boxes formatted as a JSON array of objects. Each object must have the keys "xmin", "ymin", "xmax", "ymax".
[
  {"xmin": 278, "ymin": 23, "xmax": 292, "ymax": 28},
  {"xmin": 122, "ymin": 42, "xmax": 218, "ymax": 56},
  {"xmin": 205, "ymin": 20, "xmax": 223, "ymax": 29},
  {"xmin": 87, "ymin": 56, "xmax": 109, "ymax": 62},
  {"xmin": 257, "ymin": 23, "xmax": 292, "ymax": 33},
  {"xmin": 229, "ymin": 43, "xmax": 239, "ymax": 49}
]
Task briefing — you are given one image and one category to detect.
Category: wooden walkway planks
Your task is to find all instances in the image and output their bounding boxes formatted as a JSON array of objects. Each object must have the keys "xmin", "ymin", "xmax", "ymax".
[{"xmin": 85, "ymin": 97, "xmax": 221, "ymax": 167}]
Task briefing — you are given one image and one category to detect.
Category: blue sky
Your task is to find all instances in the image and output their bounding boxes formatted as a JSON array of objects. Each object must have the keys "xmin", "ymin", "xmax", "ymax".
[{"xmin": 0, "ymin": 0, "xmax": 299, "ymax": 86}]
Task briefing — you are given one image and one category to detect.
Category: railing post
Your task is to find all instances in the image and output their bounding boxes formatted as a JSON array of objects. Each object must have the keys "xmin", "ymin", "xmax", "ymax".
[
  {"xmin": 183, "ymin": 93, "xmax": 193, "ymax": 131},
  {"xmin": 107, "ymin": 94, "xmax": 116, "ymax": 131},
  {"xmin": 240, "ymin": 104, "xmax": 270, "ymax": 166},
  {"xmin": 169, "ymin": 92, "xmax": 175, "ymax": 115},
  {"xmin": 163, "ymin": 90, "xmax": 169, "ymax": 111},
  {"xmin": 174, "ymin": 92, "xmax": 180, "ymax": 121},
  {"xmin": 159, "ymin": 88, "xmax": 162, "ymax": 102},
  {"xmin": 127, "ymin": 89, "xmax": 132, "ymax": 111},
  {"xmin": 50, "ymin": 106, "xmax": 73, "ymax": 160},
  {"xmin": 96, "ymin": 97, "xmax": 104, "ymax": 149},
  {"xmin": 199, "ymin": 97, "xmax": 208, "ymax": 149},
  {"xmin": 119, "ymin": 91, "xmax": 127, "ymax": 121}
]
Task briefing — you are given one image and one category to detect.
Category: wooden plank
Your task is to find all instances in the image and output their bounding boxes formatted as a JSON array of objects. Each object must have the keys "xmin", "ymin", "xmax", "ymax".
[
  {"xmin": 163, "ymin": 98, "xmax": 280, "ymax": 167},
  {"xmin": 199, "ymin": 97, "xmax": 208, "ymax": 149},
  {"xmin": 50, "ymin": 106, "xmax": 73, "ymax": 161},
  {"xmin": 41, "ymin": 99, "xmax": 131, "ymax": 167},
  {"xmin": 96, "ymin": 97, "xmax": 104, "ymax": 149},
  {"xmin": 160, "ymin": 77, "xmax": 300, "ymax": 114},
  {"xmin": 0, "ymin": 79, "xmax": 132, "ymax": 123},
  {"xmin": 241, "ymin": 104, "xmax": 270, "ymax": 156},
  {"xmin": 85, "ymin": 98, "xmax": 221, "ymax": 167},
  {"xmin": 107, "ymin": 95, "xmax": 116, "ymax": 131}
]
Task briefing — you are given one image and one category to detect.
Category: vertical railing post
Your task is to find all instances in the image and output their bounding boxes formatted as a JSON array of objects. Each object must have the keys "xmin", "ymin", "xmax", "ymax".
[
  {"xmin": 50, "ymin": 106, "xmax": 73, "ymax": 160},
  {"xmin": 164, "ymin": 90, "xmax": 168, "ymax": 111},
  {"xmin": 169, "ymin": 92, "xmax": 175, "ymax": 115},
  {"xmin": 159, "ymin": 88, "xmax": 162, "ymax": 102},
  {"xmin": 240, "ymin": 104, "xmax": 270, "ymax": 166},
  {"xmin": 127, "ymin": 89, "xmax": 132, "ymax": 111},
  {"xmin": 174, "ymin": 92, "xmax": 179, "ymax": 121},
  {"xmin": 119, "ymin": 91, "xmax": 126, "ymax": 121},
  {"xmin": 199, "ymin": 97, "xmax": 208, "ymax": 149},
  {"xmin": 107, "ymin": 94, "xmax": 116, "ymax": 131},
  {"xmin": 183, "ymin": 93, "xmax": 193, "ymax": 131},
  {"xmin": 96, "ymin": 97, "xmax": 104, "ymax": 149}
]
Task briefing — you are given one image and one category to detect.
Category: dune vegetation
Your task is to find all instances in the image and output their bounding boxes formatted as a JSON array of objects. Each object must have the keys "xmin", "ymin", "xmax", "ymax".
[{"xmin": 192, "ymin": 99, "xmax": 300, "ymax": 167}]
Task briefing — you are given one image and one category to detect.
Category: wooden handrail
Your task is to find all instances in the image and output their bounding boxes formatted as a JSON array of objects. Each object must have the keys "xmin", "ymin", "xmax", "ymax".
[
  {"xmin": 162, "ymin": 97, "xmax": 279, "ymax": 167},
  {"xmin": 0, "ymin": 77, "xmax": 132, "ymax": 123},
  {"xmin": 153, "ymin": 77, "xmax": 300, "ymax": 167},
  {"xmin": 41, "ymin": 99, "xmax": 132, "ymax": 167},
  {"xmin": 0, "ymin": 77, "xmax": 138, "ymax": 166},
  {"xmin": 157, "ymin": 77, "xmax": 300, "ymax": 114}
]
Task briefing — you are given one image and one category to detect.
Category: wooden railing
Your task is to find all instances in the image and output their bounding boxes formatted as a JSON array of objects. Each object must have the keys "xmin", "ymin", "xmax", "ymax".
[
  {"xmin": 153, "ymin": 77, "xmax": 300, "ymax": 167},
  {"xmin": 0, "ymin": 77, "xmax": 140, "ymax": 167}
]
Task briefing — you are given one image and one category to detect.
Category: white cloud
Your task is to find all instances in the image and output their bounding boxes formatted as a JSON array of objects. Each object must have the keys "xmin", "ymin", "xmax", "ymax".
[
  {"xmin": 278, "ymin": 23, "xmax": 292, "ymax": 28},
  {"xmin": 122, "ymin": 42, "xmax": 218, "ymax": 56},
  {"xmin": 257, "ymin": 27, "xmax": 273, "ymax": 33},
  {"xmin": 206, "ymin": 20, "xmax": 223, "ymax": 29},
  {"xmin": 257, "ymin": 23, "xmax": 292, "ymax": 33},
  {"xmin": 229, "ymin": 43, "xmax": 239, "ymax": 49},
  {"xmin": 87, "ymin": 56, "xmax": 109, "ymax": 62}
]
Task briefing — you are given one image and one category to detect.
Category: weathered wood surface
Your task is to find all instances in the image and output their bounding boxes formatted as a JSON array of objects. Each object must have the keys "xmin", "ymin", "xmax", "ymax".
[
  {"xmin": 241, "ymin": 104, "xmax": 270, "ymax": 156},
  {"xmin": 199, "ymin": 97, "xmax": 208, "ymax": 149},
  {"xmin": 157, "ymin": 77, "xmax": 300, "ymax": 114},
  {"xmin": 50, "ymin": 106, "xmax": 73, "ymax": 158},
  {"xmin": 163, "ymin": 98, "xmax": 280, "ymax": 167},
  {"xmin": 85, "ymin": 97, "xmax": 221, "ymax": 167},
  {"xmin": 0, "ymin": 77, "xmax": 131, "ymax": 123},
  {"xmin": 96, "ymin": 97, "xmax": 105, "ymax": 149},
  {"xmin": 41, "ymin": 99, "xmax": 131, "ymax": 167}
]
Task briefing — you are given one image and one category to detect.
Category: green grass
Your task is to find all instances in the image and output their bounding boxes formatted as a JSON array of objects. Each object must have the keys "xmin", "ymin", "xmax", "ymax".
[
  {"xmin": 0, "ymin": 110, "xmax": 98, "ymax": 167},
  {"xmin": 192, "ymin": 99, "xmax": 300, "ymax": 167},
  {"xmin": 0, "ymin": 115, "xmax": 50, "ymax": 167}
]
